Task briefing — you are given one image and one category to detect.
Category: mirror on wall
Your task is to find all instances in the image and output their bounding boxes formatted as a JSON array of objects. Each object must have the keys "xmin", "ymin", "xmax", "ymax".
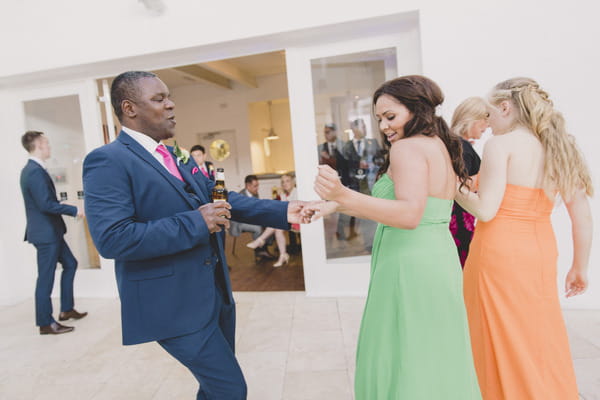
[{"xmin": 311, "ymin": 48, "xmax": 397, "ymax": 260}]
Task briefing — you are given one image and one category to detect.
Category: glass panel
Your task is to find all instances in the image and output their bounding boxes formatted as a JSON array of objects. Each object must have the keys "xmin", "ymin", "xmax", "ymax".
[
  {"xmin": 312, "ymin": 48, "xmax": 397, "ymax": 260},
  {"xmin": 24, "ymin": 95, "xmax": 101, "ymax": 269}
]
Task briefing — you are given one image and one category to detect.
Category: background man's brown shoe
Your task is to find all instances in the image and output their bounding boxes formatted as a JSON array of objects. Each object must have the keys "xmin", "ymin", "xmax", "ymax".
[
  {"xmin": 39, "ymin": 322, "xmax": 74, "ymax": 335},
  {"xmin": 58, "ymin": 309, "xmax": 88, "ymax": 321}
]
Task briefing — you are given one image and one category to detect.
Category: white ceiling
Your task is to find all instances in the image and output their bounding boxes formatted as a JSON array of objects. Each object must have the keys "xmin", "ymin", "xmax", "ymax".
[{"xmin": 154, "ymin": 50, "xmax": 287, "ymax": 89}]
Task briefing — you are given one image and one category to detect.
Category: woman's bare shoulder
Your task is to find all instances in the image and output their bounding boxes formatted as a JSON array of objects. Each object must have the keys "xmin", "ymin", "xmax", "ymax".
[
  {"xmin": 389, "ymin": 137, "xmax": 428, "ymax": 164},
  {"xmin": 390, "ymin": 136, "xmax": 429, "ymax": 152}
]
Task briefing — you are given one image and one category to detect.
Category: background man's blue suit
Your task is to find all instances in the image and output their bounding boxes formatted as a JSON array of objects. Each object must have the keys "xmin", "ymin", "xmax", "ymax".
[
  {"xmin": 83, "ymin": 132, "xmax": 289, "ymax": 399},
  {"xmin": 20, "ymin": 159, "xmax": 78, "ymax": 327}
]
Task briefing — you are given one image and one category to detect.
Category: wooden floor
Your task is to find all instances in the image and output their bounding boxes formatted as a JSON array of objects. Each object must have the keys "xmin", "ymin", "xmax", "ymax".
[{"xmin": 225, "ymin": 232, "xmax": 305, "ymax": 292}]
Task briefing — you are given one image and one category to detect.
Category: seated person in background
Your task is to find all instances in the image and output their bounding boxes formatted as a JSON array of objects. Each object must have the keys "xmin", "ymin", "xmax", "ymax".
[
  {"xmin": 247, "ymin": 173, "xmax": 298, "ymax": 267},
  {"xmin": 190, "ymin": 144, "xmax": 215, "ymax": 181},
  {"xmin": 229, "ymin": 174, "xmax": 274, "ymax": 260}
]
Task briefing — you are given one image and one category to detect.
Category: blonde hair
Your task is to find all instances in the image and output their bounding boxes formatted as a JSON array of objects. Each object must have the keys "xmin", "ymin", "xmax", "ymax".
[
  {"xmin": 451, "ymin": 97, "xmax": 489, "ymax": 138},
  {"xmin": 489, "ymin": 77, "xmax": 593, "ymax": 200}
]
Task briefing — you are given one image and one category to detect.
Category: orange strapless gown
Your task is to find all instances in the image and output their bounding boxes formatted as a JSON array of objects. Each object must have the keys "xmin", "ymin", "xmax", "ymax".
[{"xmin": 464, "ymin": 184, "xmax": 578, "ymax": 400}]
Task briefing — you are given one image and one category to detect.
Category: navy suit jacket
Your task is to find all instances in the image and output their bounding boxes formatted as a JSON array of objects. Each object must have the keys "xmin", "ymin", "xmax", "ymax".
[
  {"xmin": 20, "ymin": 160, "xmax": 77, "ymax": 244},
  {"xmin": 83, "ymin": 132, "xmax": 290, "ymax": 345}
]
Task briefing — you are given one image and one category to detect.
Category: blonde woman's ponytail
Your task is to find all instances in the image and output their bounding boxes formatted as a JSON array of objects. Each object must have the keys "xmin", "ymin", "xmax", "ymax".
[{"xmin": 491, "ymin": 78, "xmax": 593, "ymax": 200}]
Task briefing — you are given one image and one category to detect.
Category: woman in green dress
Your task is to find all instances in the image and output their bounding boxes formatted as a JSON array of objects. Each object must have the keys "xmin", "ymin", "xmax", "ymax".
[{"xmin": 313, "ymin": 75, "xmax": 481, "ymax": 399}]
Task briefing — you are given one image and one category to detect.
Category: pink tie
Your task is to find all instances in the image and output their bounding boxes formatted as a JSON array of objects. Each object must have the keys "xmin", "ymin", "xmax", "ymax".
[
  {"xmin": 155, "ymin": 145, "xmax": 184, "ymax": 182},
  {"xmin": 201, "ymin": 166, "xmax": 209, "ymax": 178}
]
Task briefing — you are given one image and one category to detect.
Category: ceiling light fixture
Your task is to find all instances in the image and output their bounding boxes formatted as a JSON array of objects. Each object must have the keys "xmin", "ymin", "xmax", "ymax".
[{"xmin": 265, "ymin": 101, "xmax": 280, "ymax": 141}]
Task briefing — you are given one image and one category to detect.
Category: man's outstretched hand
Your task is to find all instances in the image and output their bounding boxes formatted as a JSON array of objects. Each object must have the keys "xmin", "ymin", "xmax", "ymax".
[
  {"xmin": 287, "ymin": 200, "xmax": 326, "ymax": 224},
  {"xmin": 199, "ymin": 202, "xmax": 231, "ymax": 233}
]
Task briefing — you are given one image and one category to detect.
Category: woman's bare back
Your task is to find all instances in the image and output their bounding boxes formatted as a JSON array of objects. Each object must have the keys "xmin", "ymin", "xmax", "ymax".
[{"xmin": 389, "ymin": 135, "xmax": 456, "ymax": 200}]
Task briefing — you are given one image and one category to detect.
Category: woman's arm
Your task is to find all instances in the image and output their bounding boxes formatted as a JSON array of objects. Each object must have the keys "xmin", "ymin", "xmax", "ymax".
[
  {"xmin": 314, "ymin": 140, "xmax": 429, "ymax": 230},
  {"xmin": 455, "ymin": 136, "xmax": 508, "ymax": 222},
  {"xmin": 564, "ymin": 189, "xmax": 593, "ymax": 297}
]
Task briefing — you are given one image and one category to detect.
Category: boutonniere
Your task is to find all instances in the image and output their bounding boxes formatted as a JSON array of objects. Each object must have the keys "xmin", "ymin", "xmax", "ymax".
[
  {"xmin": 173, "ymin": 141, "xmax": 190, "ymax": 166},
  {"xmin": 191, "ymin": 166, "xmax": 199, "ymax": 175}
]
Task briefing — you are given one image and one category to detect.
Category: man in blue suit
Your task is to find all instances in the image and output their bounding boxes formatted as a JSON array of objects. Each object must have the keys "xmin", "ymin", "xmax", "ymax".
[
  {"xmin": 20, "ymin": 131, "xmax": 87, "ymax": 335},
  {"xmin": 83, "ymin": 71, "xmax": 310, "ymax": 399}
]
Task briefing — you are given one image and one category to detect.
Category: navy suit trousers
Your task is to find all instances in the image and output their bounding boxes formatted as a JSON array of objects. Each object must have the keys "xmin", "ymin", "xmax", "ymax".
[
  {"xmin": 33, "ymin": 238, "xmax": 77, "ymax": 326},
  {"xmin": 158, "ymin": 285, "xmax": 245, "ymax": 400}
]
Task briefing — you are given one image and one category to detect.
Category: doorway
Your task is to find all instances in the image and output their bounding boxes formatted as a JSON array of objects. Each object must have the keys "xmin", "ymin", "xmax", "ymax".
[
  {"xmin": 23, "ymin": 95, "xmax": 101, "ymax": 270},
  {"xmin": 97, "ymin": 51, "xmax": 305, "ymax": 291}
]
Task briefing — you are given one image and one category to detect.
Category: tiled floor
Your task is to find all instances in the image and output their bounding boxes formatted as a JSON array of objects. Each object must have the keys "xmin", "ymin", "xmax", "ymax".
[{"xmin": 0, "ymin": 293, "xmax": 598, "ymax": 399}]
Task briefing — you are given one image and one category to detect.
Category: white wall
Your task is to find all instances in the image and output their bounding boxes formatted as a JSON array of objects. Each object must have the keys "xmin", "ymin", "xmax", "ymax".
[
  {"xmin": 0, "ymin": 90, "xmax": 34, "ymax": 306},
  {"xmin": 0, "ymin": 1, "xmax": 598, "ymax": 307}
]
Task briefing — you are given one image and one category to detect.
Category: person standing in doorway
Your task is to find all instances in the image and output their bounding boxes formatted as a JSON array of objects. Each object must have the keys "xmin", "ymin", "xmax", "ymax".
[
  {"xmin": 190, "ymin": 144, "xmax": 215, "ymax": 181},
  {"xmin": 20, "ymin": 130, "xmax": 87, "ymax": 335}
]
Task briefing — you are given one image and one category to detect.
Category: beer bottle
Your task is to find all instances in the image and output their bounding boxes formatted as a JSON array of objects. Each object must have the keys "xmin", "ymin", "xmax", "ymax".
[{"xmin": 211, "ymin": 168, "xmax": 228, "ymax": 202}]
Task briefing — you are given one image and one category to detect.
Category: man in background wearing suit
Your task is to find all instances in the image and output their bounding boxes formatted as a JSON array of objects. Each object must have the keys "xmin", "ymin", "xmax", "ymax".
[
  {"xmin": 341, "ymin": 118, "xmax": 381, "ymax": 243},
  {"xmin": 317, "ymin": 123, "xmax": 347, "ymax": 243},
  {"xmin": 190, "ymin": 144, "xmax": 215, "ymax": 181},
  {"xmin": 83, "ymin": 71, "xmax": 310, "ymax": 399},
  {"xmin": 318, "ymin": 123, "xmax": 345, "ymax": 171},
  {"xmin": 20, "ymin": 131, "xmax": 87, "ymax": 335},
  {"xmin": 342, "ymin": 118, "xmax": 382, "ymax": 194}
]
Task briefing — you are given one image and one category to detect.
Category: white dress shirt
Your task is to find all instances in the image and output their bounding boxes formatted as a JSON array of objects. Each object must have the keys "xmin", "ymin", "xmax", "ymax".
[
  {"xmin": 29, "ymin": 156, "xmax": 46, "ymax": 169},
  {"xmin": 327, "ymin": 142, "xmax": 336, "ymax": 155},
  {"xmin": 122, "ymin": 126, "xmax": 171, "ymax": 173}
]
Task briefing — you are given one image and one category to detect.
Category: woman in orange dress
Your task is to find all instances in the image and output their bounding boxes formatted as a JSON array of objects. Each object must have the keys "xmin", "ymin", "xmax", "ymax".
[{"xmin": 456, "ymin": 77, "xmax": 593, "ymax": 400}]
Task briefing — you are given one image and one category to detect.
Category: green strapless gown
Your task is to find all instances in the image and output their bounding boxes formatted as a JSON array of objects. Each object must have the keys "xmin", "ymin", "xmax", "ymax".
[{"xmin": 354, "ymin": 174, "xmax": 481, "ymax": 399}]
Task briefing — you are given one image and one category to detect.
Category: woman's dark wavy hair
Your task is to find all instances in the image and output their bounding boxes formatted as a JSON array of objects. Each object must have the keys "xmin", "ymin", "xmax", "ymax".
[{"xmin": 373, "ymin": 75, "xmax": 469, "ymax": 189}]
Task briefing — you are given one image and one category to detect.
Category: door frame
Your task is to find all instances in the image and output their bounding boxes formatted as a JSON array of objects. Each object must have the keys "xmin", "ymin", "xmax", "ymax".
[
  {"xmin": 13, "ymin": 80, "xmax": 118, "ymax": 297},
  {"xmin": 286, "ymin": 27, "xmax": 421, "ymax": 296}
]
